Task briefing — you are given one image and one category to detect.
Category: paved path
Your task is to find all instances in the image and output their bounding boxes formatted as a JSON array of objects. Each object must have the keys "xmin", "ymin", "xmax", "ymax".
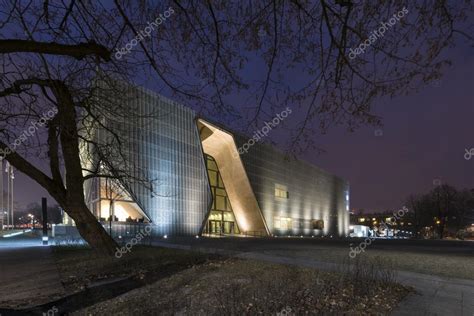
[
  {"xmin": 392, "ymin": 270, "xmax": 474, "ymax": 316},
  {"xmin": 152, "ymin": 240, "xmax": 474, "ymax": 316},
  {"xmin": 0, "ymin": 240, "xmax": 65, "ymax": 309}
]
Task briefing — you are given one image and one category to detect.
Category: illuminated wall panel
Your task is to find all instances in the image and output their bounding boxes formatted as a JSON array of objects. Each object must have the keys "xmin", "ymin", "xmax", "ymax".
[
  {"xmin": 235, "ymin": 136, "xmax": 350, "ymax": 237},
  {"xmin": 94, "ymin": 82, "xmax": 212, "ymax": 236}
]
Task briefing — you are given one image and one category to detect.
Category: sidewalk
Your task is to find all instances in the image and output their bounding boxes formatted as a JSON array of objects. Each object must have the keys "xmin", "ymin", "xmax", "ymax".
[
  {"xmin": 0, "ymin": 241, "xmax": 65, "ymax": 309},
  {"xmin": 392, "ymin": 270, "xmax": 474, "ymax": 316},
  {"xmin": 152, "ymin": 240, "xmax": 474, "ymax": 316}
]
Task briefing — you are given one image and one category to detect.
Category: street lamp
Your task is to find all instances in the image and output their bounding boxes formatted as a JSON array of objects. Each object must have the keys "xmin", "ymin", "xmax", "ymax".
[
  {"xmin": 28, "ymin": 213, "xmax": 34, "ymax": 228},
  {"xmin": 3, "ymin": 161, "xmax": 14, "ymax": 230},
  {"xmin": 0, "ymin": 158, "xmax": 3, "ymax": 230}
]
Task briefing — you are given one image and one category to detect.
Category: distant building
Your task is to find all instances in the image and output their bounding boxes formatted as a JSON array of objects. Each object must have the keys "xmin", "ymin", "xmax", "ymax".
[{"xmin": 350, "ymin": 211, "xmax": 414, "ymax": 238}]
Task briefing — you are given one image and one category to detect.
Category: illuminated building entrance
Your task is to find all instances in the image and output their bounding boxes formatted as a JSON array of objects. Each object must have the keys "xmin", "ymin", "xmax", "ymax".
[{"xmin": 204, "ymin": 155, "xmax": 240, "ymax": 235}]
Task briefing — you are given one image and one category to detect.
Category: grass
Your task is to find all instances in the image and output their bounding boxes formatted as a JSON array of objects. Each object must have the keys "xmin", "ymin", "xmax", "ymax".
[
  {"xmin": 52, "ymin": 245, "xmax": 218, "ymax": 293},
  {"xmin": 267, "ymin": 246, "xmax": 474, "ymax": 280},
  {"xmin": 66, "ymin": 251, "xmax": 409, "ymax": 315}
]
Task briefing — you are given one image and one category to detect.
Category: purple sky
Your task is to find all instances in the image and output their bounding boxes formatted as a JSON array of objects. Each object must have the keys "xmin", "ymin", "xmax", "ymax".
[{"xmin": 8, "ymin": 32, "xmax": 474, "ymax": 213}]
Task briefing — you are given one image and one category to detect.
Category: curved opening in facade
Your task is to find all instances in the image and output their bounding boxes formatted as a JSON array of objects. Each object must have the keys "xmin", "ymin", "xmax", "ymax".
[
  {"xmin": 202, "ymin": 154, "xmax": 241, "ymax": 236},
  {"xmin": 197, "ymin": 119, "xmax": 269, "ymax": 237}
]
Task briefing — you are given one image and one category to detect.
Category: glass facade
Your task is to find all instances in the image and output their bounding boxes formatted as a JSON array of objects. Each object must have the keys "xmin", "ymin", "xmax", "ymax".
[{"xmin": 203, "ymin": 155, "xmax": 240, "ymax": 235}]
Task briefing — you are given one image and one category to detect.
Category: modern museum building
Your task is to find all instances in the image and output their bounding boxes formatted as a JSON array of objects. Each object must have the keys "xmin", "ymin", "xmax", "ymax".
[{"xmin": 82, "ymin": 82, "xmax": 350, "ymax": 238}]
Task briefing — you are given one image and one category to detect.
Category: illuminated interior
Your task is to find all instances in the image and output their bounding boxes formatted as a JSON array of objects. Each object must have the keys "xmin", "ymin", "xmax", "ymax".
[
  {"xmin": 95, "ymin": 178, "xmax": 149, "ymax": 222},
  {"xmin": 198, "ymin": 119, "xmax": 269, "ymax": 236},
  {"xmin": 203, "ymin": 155, "xmax": 241, "ymax": 235}
]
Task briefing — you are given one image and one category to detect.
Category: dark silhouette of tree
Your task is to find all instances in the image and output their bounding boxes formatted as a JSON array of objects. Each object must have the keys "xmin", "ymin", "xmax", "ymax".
[
  {"xmin": 406, "ymin": 185, "xmax": 474, "ymax": 238},
  {"xmin": 0, "ymin": 0, "xmax": 471, "ymax": 253}
]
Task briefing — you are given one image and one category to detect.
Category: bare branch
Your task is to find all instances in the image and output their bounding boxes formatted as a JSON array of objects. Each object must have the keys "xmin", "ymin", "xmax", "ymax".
[{"xmin": 0, "ymin": 39, "xmax": 111, "ymax": 61}]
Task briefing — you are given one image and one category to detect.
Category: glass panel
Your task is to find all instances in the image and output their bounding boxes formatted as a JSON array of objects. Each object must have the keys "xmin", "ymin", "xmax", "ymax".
[
  {"xmin": 216, "ymin": 188, "xmax": 226, "ymax": 197},
  {"xmin": 223, "ymin": 211, "xmax": 235, "ymax": 221},
  {"xmin": 207, "ymin": 159, "xmax": 218, "ymax": 171},
  {"xmin": 218, "ymin": 174, "xmax": 224, "ymax": 188},
  {"xmin": 204, "ymin": 154, "xmax": 240, "ymax": 235},
  {"xmin": 274, "ymin": 218, "xmax": 281, "ymax": 229},
  {"xmin": 216, "ymin": 196, "xmax": 226, "ymax": 211},
  {"xmin": 278, "ymin": 217, "xmax": 292, "ymax": 230},
  {"xmin": 274, "ymin": 183, "xmax": 289, "ymax": 199},
  {"xmin": 208, "ymin": 170, "xmax": 217, "ymax": 186},
  {"xmin": 312, "ymin": 220, "xmax": 324, "ymax": 230}
]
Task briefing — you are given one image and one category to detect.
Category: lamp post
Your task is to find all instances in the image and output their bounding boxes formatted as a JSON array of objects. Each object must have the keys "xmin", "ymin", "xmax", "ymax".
[
  {"xmin": 42, "ymin": 198, "xmax": 48, "ymax": 245},
  {"xmin": 4, "ymin": 162, "xmax": 14, "ymax": 230},
  {"xmin": 28, "ymin": 214, "xmax": 34, "ymax": 228},
  {"xmin": 9, "ymin": 166, "xmax": 14, "ymax": 230},
  {"xmin": 5, "ymin": 161, "xmax": 10, "ymax": 229},
  {"xmin": 0, "ymin": 158, "xmax": 3, "ymax": 230}
]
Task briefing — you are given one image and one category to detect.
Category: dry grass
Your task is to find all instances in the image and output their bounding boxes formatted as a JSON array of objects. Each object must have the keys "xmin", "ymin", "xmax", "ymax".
[
  {"xmin": 52, "ymin": 245, "xmax": 216, "ymax": 293},
  {"xmin": 267, "ymin": 247, "xmax": 474, "ymax": 280},
  {"xmin": 73, "ymin": 256, "xmax": 410, "ymax": 315}
]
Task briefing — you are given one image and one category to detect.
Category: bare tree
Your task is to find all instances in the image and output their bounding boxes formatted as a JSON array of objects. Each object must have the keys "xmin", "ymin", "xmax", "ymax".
[
  {"xmin": 406, "ymin": 185, "xmax": 473, "ymax": 239},
  {"xmin": 0, "ymin": 0, "xmax": 471, "ymax": 253}
]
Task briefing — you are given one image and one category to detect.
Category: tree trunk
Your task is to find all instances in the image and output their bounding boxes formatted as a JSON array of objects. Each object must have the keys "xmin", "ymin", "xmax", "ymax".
[
  {"xmin": 53, "ymin": 83, "xmax": 119, "ymax": 255},
  {"xmin": 67, "ymin": 202, "xmax": 118, "ymax": 256}
]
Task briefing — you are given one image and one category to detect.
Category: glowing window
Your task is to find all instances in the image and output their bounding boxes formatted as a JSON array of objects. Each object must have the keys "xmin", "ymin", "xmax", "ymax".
[
  {"xmin": 312, "ymin": 220, "xmax": 324, "ymax": 230},
  {"xmin": 274, "ymin": 184, "xmax": 289, "ymax": 199},
  {"xmin": 274, "ymin": 217, "xmax": 292, "ymax": 230}
]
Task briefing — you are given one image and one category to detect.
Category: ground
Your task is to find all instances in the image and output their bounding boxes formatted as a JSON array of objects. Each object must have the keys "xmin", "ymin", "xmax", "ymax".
[
  {"xmin": 0, "ymin": 236, "xmax": 472, "ymax": 315},
  {"xmin": 65, "ymin": 250, "xmax": 408, "ymax": 315},
  {"xmin": 52, "ymin": 246, "xmax": 216, "ymax": 294},
  {"xmin": 163, "ymin": 237, "xmax": 474, "ymax": 279}
]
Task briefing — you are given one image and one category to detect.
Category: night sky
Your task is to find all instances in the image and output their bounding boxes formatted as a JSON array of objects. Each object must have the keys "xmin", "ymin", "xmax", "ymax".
[{"xmin": 8, "ymin": 12, "xmax": 474, "ymax": 214}]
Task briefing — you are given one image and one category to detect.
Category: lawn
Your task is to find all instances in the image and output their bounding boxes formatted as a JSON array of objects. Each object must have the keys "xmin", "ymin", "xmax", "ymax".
[
  {"xmin": 51, "ymin": 246, "xmax": 410, "ymax": 315},
  {"xmin": 265, "ymin": 246, "xmax": 474, "ymax": 280},
  {"xmin": 52, "ymin": 245, "xmax": 217, "ymax": 293}
]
